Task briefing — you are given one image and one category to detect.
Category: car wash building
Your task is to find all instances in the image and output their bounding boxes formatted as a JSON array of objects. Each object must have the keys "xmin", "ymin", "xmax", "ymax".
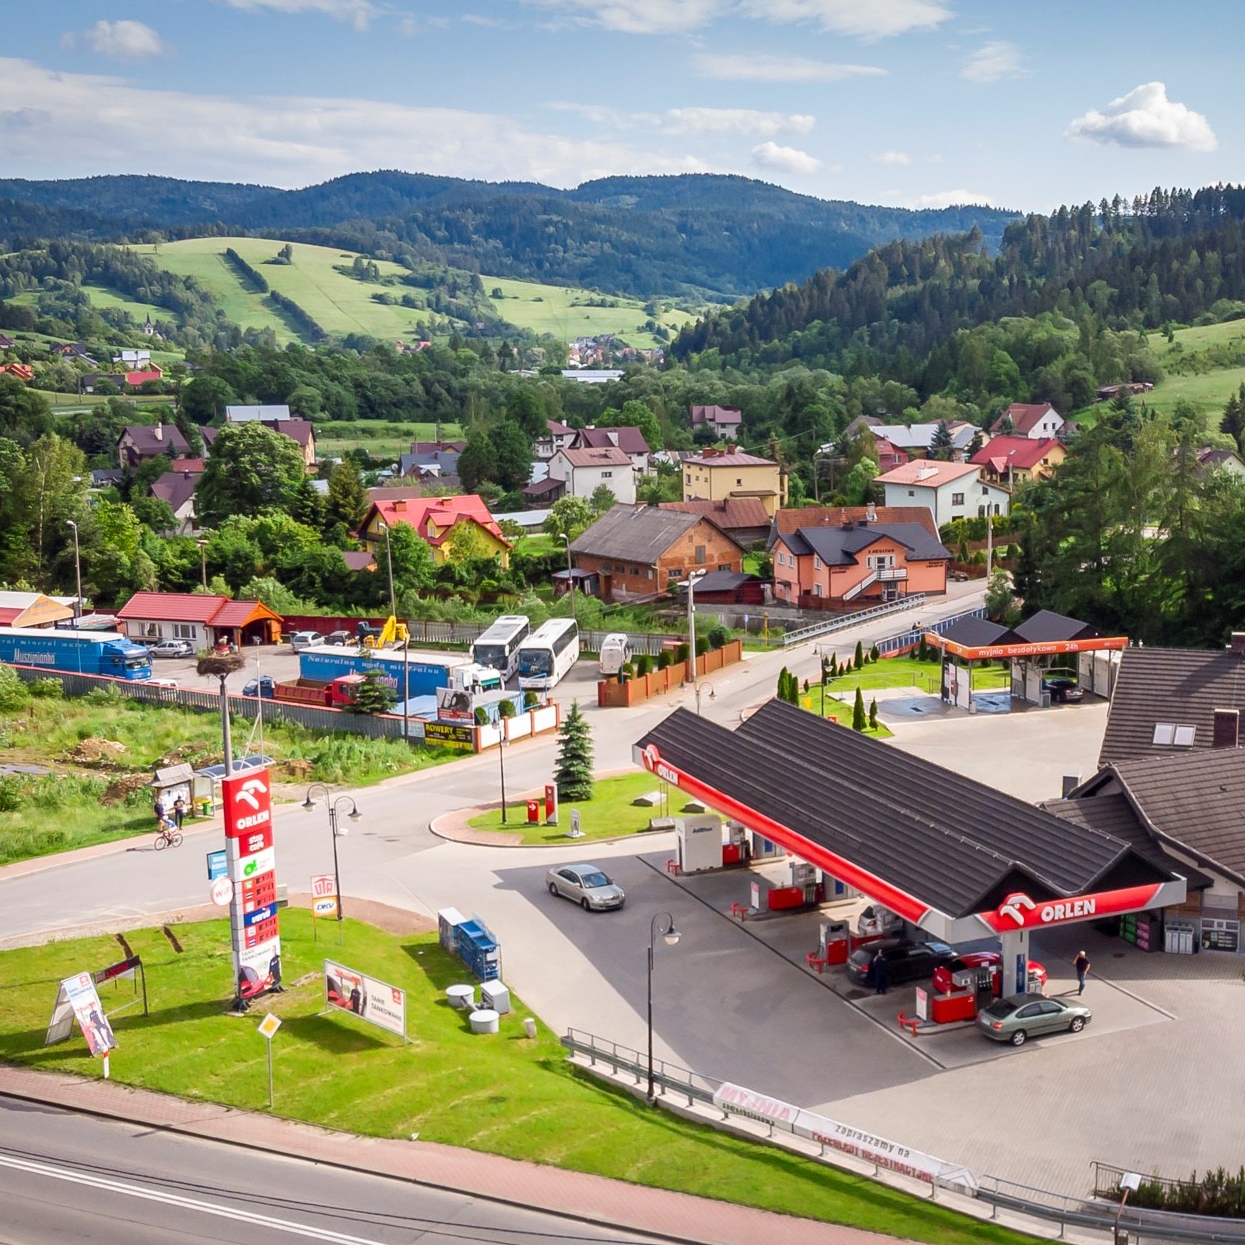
[{"xmin": 635, "ymin": 700, "xmax": 1188, "ymax": 997}]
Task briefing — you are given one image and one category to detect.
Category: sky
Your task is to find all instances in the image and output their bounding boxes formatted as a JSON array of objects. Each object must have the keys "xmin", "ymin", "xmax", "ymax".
[{"xmin": 0, "ymin": 0, "xmax": 1240, "ymax": 214}]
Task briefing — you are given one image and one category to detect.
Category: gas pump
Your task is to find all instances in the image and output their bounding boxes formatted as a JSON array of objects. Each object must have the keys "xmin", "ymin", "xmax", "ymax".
[{"xmin": 791, "ymin": 861, "xmax": 817, "ymax": 905}]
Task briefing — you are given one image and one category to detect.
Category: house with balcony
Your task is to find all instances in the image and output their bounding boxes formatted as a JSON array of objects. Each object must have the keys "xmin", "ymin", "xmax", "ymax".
[
  {"xmin": 689, "ymin": 404, "xmax": 743, "ymax": 440},
  {"xmin": 357, "ymin": 494, "xmax": 512, "ymax": 568},
  {"xmin": 874, "ymin": 459, "xmax": 1009, "ymax": 528},
  {"xmin": 969, "ymin": 436, "xmax": 1066, "ymax": 486},
  {"xmin": 771, "ymin": 508, "xmax": 951, "ymax": 608},
  {"xmin": 546, "ymin": 445, "xmax": 637, "ymax": 504}
]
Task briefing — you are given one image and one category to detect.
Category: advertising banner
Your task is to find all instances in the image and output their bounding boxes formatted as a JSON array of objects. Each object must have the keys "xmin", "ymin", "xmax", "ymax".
[
  {"xmin": 712, "ymin": 1083, "xmax": 976, "ymax": 1190},
  {"xmin": 424, "ymin": 721, "xmax": 476, "ymax": 752},
  {"xmin": 57, "ymin": 972, "xmax": 118, "ymax": 1057},
  {"xmin": 223, "ymin": 769, "xmax": 281, "ymax": 1005},
  {"xmin": 45, "ymin": 957, "xmax": 145, "ymax": 1047},
  {"xmin": 323, "ymin": 960, "xmax": 406, "ymax": 1039},
  {"xmin": 311, "ymin": 874, "xmax": 338, "ymax": 919}
]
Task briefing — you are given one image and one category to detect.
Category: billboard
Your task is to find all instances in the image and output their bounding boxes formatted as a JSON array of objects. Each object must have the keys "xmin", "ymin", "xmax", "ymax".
[
  {"xmin": 224, "ymin": 769, "xmax": 282, "ymax": 1004},
  {"xmin": 323, "ymin": 960, "xmax": 406, "ymax": 1039},
  {"xmin": 48, "ymin": 972, "xmax": 118, "ymax": 1057},
  {"xmin": 424, "ymin": 721, "xmax": 476, "ymax": 752}
]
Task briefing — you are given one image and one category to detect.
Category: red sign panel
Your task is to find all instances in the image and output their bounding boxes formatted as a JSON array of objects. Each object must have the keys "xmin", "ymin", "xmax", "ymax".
[
  {"xmin": 237, "ymin": 870, "xmax": 277, "ymax": 911},
  {"xmin": 980, "ymin": 885, "xmax": 1167, "ymax": 933},
  {"xmin": 243, "ymin": 916, "xmax": 280, "ymax": 948},
  {"xmin": 223, "ymin": 771, "xmax": 272, "ymax": 840}
]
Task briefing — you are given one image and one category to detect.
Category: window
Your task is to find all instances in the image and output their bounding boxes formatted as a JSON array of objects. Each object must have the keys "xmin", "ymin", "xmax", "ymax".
[
  {"xmin": 647, "ymin": 569, "xmax": 654, "ymax": 579},
  {"xmin": 951, "ymin": 492, "xmax": 965, "ymax": 505},
  {"xmin": 631, "ymin": 566, "xmax": 640, "ymax": 577},
  {"xmin": 601, "ymin": 562, "xmax": 612, "ymax": 572},
  {"xmin": 173, "ymin": 624, "xmax": 195, "ymax": 640},
  {"xmin": 1153, "ymin": 723, "xmax": 1197, "ymax": 746},
  {"xmin": 978, "ymin": 505, "xmax": 986, "ymax": 517},
  {"xmin": 813, "ymin": 583, "xmax": 823, "ymax": 597},
  {"xmin": 736, "ymin": 478, "xmax": 743, "ymax": 486},
  {"xmin": 907, "ymin": 489, "xmax": 915, "ymax": 497},
  {"xmin": 601, "ymin": 470, "xmax": 613, "ymax": 478},
  {"xmin": 667, "ymin": 569, "xmax": 681, "ymax": 582},
  {"xmin": 694, "ymin": 545, "xmax": 706, "ymax": 564}
]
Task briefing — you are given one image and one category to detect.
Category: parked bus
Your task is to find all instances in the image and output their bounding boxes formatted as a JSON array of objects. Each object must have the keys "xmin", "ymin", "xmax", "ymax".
[
  {"xmin": 470, "ymin": 614, "xmax": 530, "ymax": 681},
  {"xmin": 517, "ymin": 618, "xmax": 580, "ymax": 691}
]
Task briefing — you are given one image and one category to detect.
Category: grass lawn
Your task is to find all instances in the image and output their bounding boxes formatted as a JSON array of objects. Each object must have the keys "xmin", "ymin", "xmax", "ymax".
[
  {"xmin": 0, "ymin": 911, "xmax": 1024, "ymax": 1245},
  {"xmin": 1142, "ymin": 366, "xmax": 1245, "ymax": 423},
  {"xmin": 467, "ymin": 771, "xmax": 669, "ymax": 843},
  {"xmin": 797, "ymin": 687, "xmax": 893, "ymax": 737},
  {"xmin": 816, "ymin": 654, "xmax": 943, "ymax": 693},
  {"xmin": 0, "ymin": 686, "xmax": 455, "ymax": 865}
]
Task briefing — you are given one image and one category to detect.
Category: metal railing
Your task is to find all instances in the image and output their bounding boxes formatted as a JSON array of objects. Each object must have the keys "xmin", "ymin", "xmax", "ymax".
[
  {"xmin": 780, "ymin": 594, "xmax": 927, "ymax": 648},
  {"xmin": 875, "ymin": 605, "xmax": 987, "ymax": 656},
  {"xmin": 561, "ymin": 1028, "xmax": 722, "ymax": 1107}
]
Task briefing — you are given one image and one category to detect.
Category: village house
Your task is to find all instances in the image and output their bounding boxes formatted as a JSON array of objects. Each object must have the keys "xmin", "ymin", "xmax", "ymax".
[
  {"xmin": 398, "ymin": 440, "xmax": 464, "ymax": 482},
  {"xmin": 844, "ymin": 415, "xmax": 978, "ymax": 460},
  {"xmin": 570, "ymin": 425, "xmax": 651, "ymax": 474},
  {"xmin": 771, "ymin": 504, "xmax": 951, "ymax": 607},
  {"xmin": 1196, "ymin": 447, "xmax": 1245, "ymax": 481},
  {"xmin": 149, "ymin": 467, "xmax": 202, "ymax": 535},
  {"xmin": 357, "ymin": 495, "xmax": 512, "ymax": 568},
  {"xmin": 874, "ymin": 459, "xmax": 1009, "ymax": 527},
  {"xmin": 116, "ymin": 592, "xmax": 282, "ymax": 649},
  {"xmin": 658, "ymin": 497, "xmax": 772, "ymax": 550},
  {"xmin": 569, "ymin": 504, "xmax": 745, "ymax": 602},
  {"xmin": 989, "ymin": 402, "xmax": 1066, "ymax": 440},
  {"xmin": 225, "ymin": 404, "xmax": 293, "ymax": 422},
  {"xmin": 689, "ymin": 404, "xmax": 743, "ymax": 440},
  {"xmin": 117, "ymin": 421, "xmax": 191, "ymax": 468},
  {"xmin": 969, "ymin": 436, "xmax": 1066, "ymax": 486},
  {"xmin": 0, "ymin": 363, "xmax": 34, "ymax": 382},
  {"xmin": 535, "ymin": 419, "xmax": 577, "ymax": 460},
  {"xmin": 682, "ymin": 449, "xmax": 786, "ymax": 516},
  {"xmin": 546, "ymin": 445, "xmax": 637, "ymax": 504}
]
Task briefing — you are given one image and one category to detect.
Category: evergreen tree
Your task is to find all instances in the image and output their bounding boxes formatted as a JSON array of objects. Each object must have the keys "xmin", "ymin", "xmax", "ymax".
[
  {"xmin": 777, "ymin": 666, "xmax": 790, "ymax": 701},
  {"xmin": 349, "ymin": 670, "xmax": 396, "ymax": 715},
  {"xmin": 929, "ymin": 419, "xmax": 955, "ymax": 460},
  {"xmin": 868, "ymin": 697, "xmax": 879, "ymax": 731},
  {"xmin": 326, "ymin": 458, "xmax": 367, "ymax": 535},
  {"xmin": 852, "ymin": 687, "xmax": 867, "ymax": 732},
  {"xmin": 554, "ymin": 700, "xmax": 594, "ymax": 801},
  {"xmin": 869, "ymin": 643, "xmax": 880, "ymax": 662},
  {"xmin": 854, "ymin": 640, "xmax": 864, "ymax": 669}
]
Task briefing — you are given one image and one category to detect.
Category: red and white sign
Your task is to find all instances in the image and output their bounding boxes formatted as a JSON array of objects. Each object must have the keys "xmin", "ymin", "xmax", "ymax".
[
  {"xmin": 311, "ymin": 874, "xmax": 336, "ymax": 898},
  {"xmin": 222, "ymin": 768, "xmax": 281, "ymax": 1003},
  {"xmin": 544, "ymin": 782, "xmax": 558, "ymax": 825},
  {"xmin": 210, "ymin": 877, "xmax": 234, "ymax": 907},
  {"xmin": 981, "ymin": 884, "xmax": 1168, "ymax": 933},
  {"xmin": 224, "ymin": 772, "xmax": 272, "ymax": 839}
]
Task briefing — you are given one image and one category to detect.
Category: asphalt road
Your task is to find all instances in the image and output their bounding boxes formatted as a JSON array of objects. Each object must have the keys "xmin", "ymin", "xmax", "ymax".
[{"xmin": 0, "ymin": 1096, "xmax": 668, "ymax": 1245}]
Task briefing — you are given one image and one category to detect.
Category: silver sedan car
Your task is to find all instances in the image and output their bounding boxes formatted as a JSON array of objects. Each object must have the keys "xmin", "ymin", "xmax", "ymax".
[{"xmin": 546, "ymin": 863, "xmax": 626, "ymax": 912}]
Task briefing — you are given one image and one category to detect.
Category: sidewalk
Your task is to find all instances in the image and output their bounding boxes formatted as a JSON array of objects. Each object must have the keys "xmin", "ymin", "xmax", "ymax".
[{"xmin": 0, "ymin": 1064, "xmax": 901, "ymax": 1245}]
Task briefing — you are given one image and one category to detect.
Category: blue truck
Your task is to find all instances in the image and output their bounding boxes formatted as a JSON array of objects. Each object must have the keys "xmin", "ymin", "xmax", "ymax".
[
  {"xmin": 298, "ymin": 645, "xmax": 501, "ymax": 701},
  {"xmin": 0, "ymin": 626, "xmax": 153, "ymax": 680}
]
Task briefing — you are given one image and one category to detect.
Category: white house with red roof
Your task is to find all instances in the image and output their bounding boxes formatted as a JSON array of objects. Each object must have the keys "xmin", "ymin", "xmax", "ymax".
[
  {"xmin": 547, "ymin": 445, "xmax": 637, "ymax": 504},
  {"xmin": 116, "ymin": 592, "xmax": 283, "ymax": 649},
  {"xmin": 874, "ymin": 459, "xmax": 1010, "ymax": 528},
  {"xmin": 357, "ymin": 495, "xmax": 513, "ymax": 567},
  {"xmin": 989, "ymin": 402, "xmax": 1065, "ymax": 440}
]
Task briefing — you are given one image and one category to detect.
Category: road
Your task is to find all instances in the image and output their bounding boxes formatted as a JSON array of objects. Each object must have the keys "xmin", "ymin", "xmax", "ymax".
[{"xmin": 0, "ymin": 1096, "xmax": 668, "ymax": 1245}]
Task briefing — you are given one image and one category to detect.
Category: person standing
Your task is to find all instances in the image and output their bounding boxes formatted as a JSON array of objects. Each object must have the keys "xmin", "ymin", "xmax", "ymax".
[
  {"xmin": 872, "ymin": 949, "xmax": 889, "ymax": 995},
  {"xmin": 154, "ymin": 796, "xmax": 166, "ymax": 830},
  {"xmin": 172, "ymin": 795, "xmax": 186, "ymax": 830},
  {"xmin": 1074, "ymin": 950, "xmax": 1091, "ymax": 995}
]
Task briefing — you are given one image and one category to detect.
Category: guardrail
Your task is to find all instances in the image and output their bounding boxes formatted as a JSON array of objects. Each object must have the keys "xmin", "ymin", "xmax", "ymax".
[
  {"xmin": 561, "ymin": 1028, "xmax": 722, "ymax": 1107},
  {"xmin": 779, "ymin": 595, "xmax": 926, "ymax": 648},
  {"xmin": 875, "ymin": 605, "xmax": 988, "ymax": 656}
]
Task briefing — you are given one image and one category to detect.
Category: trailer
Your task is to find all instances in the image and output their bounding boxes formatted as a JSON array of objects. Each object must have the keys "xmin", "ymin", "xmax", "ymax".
[
  {"xmin": 298, "ymin": 645, "xmax": 502, "ymax": 701},
  {"xmin": 0, "ymin": 626, "xmax": 152, "ymax": 680}
]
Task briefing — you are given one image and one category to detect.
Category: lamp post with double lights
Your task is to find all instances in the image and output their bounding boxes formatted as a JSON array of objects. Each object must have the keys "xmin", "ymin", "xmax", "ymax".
[
  {"xmin": 302, "ymin": 784, "xmax": 361, "ymax": 928},
  {"xmin": 65, "ymin": 519, "xmax": 82, "ymax": 621},
  {"xmin": 379, "ymin": 520, "xmax": 396, "ymax": 618},
  {"xmin": 561, "ymin": 532, "xmax": 576, "ymax": 623},
  {"xmin": 646, "ymin": 911, "xmax": 681, "ymax": 1103},
  {"xmin": 685, "ymin": 568, "xmax": 707, "ymax": 709}
]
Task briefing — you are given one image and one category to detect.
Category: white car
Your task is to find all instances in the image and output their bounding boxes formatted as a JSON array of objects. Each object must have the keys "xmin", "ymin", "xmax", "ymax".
[
  {"xmin": 856, "ymin": 904, "xmax": 905, "ymax": 938},
  {"xmin": 546, "ymin": 863, "xmax": 626, "ymax": 911},
  {"xmin": 289, "ymin": 631, "xmax": 325, "ymax": 652},
  {"xmin": 149, "ymin": 639, "xmax": 194, "ymax": 658}
]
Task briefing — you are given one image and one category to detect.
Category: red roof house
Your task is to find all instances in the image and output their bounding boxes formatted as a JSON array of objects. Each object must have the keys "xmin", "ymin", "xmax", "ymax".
[
  {"xmin": 116, "ymin": 592, "xmax": 282, "ymax": 648},
  {"xmin": 989, "ymin": 402, "xmax": 1066, "ymax": 440},
  {"xmin": 358, "ymin": 494, "xmax": 513, "ymax": 567},
  {"xmin": 970, "ymin": 436, "xmax": 1066, "ymax": 484}
]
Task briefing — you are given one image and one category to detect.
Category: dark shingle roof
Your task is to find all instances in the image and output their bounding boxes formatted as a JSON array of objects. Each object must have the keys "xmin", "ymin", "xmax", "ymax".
[
  {"xmin": 940, "ymin": 615, "xmax": 1016, "ymax": 648},
  {"xmin": 1012, "ymin": 610, "xmax": 1100, "ymax": 644},
  {"xmin": 572, "ymin": 505, "xmax": 737, "ymax": 563},
  {"xmin": 574, "ymin": 427, "xmax": 651, "ymax": 455},
  {"xmin": 637, "ymin": 701, "xmax": 1171, "ymax": 920},
  {"xmin": 1099, "ymin": 647, "xmax": 1245, "ymax": 766},
  {"xmin": 781, "ymin": 522, "xmax": 950, "ymax": 565}
]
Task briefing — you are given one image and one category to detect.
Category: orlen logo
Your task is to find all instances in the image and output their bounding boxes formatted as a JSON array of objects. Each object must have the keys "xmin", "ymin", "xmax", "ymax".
[
  {"xmin": 997, "ymin": 892, "xmax": 1036, "ymax": 926},
  {"xmin": 640, "ymin": 744, "xmax": 680, "ymax": 786},
  {"xmin": 234, "ymin": 777, "xmax": 268, "ymax": 810},
  {"xmin": 997, "ymin": 891, "xmax": 1098, "ymax": 927}
]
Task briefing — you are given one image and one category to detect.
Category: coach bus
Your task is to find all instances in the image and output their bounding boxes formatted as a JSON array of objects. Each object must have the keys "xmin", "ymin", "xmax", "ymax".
[
  {"xmin": 470, "ymin": 614, "xmax": 530, "ymax": 681},
  {"xmin": 517, "ymin": 618, "xmax": 579, "ymax": 691}
]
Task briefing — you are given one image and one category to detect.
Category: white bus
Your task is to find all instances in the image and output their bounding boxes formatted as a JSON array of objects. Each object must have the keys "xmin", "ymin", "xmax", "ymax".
[
  {"xmin": 517, "ymin": 618, "xmax": 580, "ymax": 691},
  {"xmin": 470, "ymin": 614, "xmax": 530, "ymax": 680}
]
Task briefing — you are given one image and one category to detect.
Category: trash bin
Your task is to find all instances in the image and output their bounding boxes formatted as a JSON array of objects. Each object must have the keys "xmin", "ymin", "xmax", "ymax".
[{"xmin": 196, "ymin": 797, "xmax": 213, "ymax": 817}]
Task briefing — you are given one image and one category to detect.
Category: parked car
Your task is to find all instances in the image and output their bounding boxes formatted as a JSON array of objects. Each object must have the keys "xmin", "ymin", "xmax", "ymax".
[
  {"xmin": 937, "ymin": 952, "xmax": 1048, "ymax": 995},
  {"xmin": 242, "ymin": 676, "xmax": 277, "ymax": 699},
  {"xmin": 856, "ymin": 904, "xmax": 904, "ymax": 938},
  {"xmin": 289, "ymin": 631, "xmax": 325, "ymax": 652},
  {"xmin": 148, "ymin": 678, "xmax": 180, "ymax": 690},
  {"xmin": 1043, "ymin": 676, "xmax": 1084, "ymax": 704},
  {"xmin": 845, "ymin": 938, "xmax": 956, "ymax": 987},
  {"xmin": 149, "ymin": 639, "xmax": 194, "ymax": 658},
  {"xmin": 325, "ymin": 630, "xmax": 356, "ymax": 646},
  {"xmin": 977, "ymin": 994, "xmax": 1091, "ymax": 1046},
  {"xmin": 545, "ymin": 863, "xmax": 626, "ymax": 911}
]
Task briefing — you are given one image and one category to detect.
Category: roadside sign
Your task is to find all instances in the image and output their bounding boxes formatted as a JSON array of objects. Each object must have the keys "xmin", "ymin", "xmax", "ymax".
[
  {"xmin": 206, "ymin": 849, "xmax": 227, "ymax": 880},
  {"xmin": 310, "ymin": 875, "xmax": 336, "ymax": 899},
  {"xmin": 257, "ymin": 1012, "xmax": 281, "ymax": 1040},
  {"xmin": 312, "ymin": 896, "xmax": 339, "ymax": 919},
  {"xmin": 209, "ymin": 877, "xmax": 234, "ymax": 907},
  {"xmin": 568, "ymin": 809, "xmax": 583, "ymax": 838}
]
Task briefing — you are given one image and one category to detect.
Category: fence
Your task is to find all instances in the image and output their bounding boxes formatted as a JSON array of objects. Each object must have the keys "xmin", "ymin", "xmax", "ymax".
[
  {"xmin": 780, "ymin": 594, "xmax": 926, "ymax": 648},
  {"xmin": 562, "ymin": 1028, "xmax": 1245, "ymax": 1245},
  {"xmin": 874, "ymin": 605, "xmax": 988, "ymax": 657}
]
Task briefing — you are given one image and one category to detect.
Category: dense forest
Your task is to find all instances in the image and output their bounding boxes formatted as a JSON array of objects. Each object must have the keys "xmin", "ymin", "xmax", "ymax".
[{"xmin": 0, "ymin": 171, "xmax": 1019, "ymax": 300}]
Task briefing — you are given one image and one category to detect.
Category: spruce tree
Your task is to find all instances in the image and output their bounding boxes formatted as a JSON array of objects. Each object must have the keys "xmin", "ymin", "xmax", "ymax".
[
  {"xmin": 852, "ymin": 687, "xmax": 867, "ymax": 732},
  {"xmin": 777, "ymin": 667, "xmax": 788, "ymax": 701},
  {"xmin": 854, "ymin": 640, "xmax": 864, "ymax": 670},
  {"xmin": 869, "ymin": 697, "xmax": 879, "ymax": 731},
  {"xmin": 554, "ymin": 700, "xmax": 595, "ymax": 801},
  {"xmin": 870, "ymin": 644, "xmax": 880, "ymax": 663},
  {"xmin": 349, "ymin": 670, "xmax": 396, "ymax": 715}
]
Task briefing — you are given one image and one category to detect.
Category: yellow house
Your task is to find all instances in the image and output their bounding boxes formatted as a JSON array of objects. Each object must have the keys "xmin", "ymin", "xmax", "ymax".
[
  {"xmin": 682, "ymin": 450, "xmax": 787, "ymax": 517},
  {"xmin": 358, "ymin": 495, "xmax": 512, "ymax": 568},
  {"xmin": 969, "ymin": 436, "xmax": 1067, "ymax": 487}
]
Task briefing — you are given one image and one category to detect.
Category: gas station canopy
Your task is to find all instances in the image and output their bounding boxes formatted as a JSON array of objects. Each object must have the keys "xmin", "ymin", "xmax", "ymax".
[{"xmin": 635, "ymin": 701, "xmax": 1186, "ymax": 944}]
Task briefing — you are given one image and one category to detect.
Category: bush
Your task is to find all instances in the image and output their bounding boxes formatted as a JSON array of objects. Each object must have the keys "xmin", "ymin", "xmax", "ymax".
[
  {"xmin": 523, "ymin": 690, "xmax": 539, "ymax": 709},
  {"xmin": 0, "ymin": 667, "xmax": 29, "ymax": 712},
  {"xmin": 635, "ymin": 653, "xmax": 653, "ymax": 676},
  {"xmin": 27, "ymin": 678, "xmax": 63, "ymax": 699},
  {"xmin": 474, "ymin": 706, "xmax": 489, "ymax": 725},
  {"xmin": 854, "ymin": 641, "xmax": 864, "ymax": 670},
  {"xmin": 852, "ymin": 687, "xmax": 867, "ymax": 732},
  {"xmin": 869, "ymin": 644, "xmax": 880, "ymax": 663},
  {"xmin": 676, "ymin": 642, "xmax": 690, "ymax": 663},
  {"xmin": 656, "ymin": 650, "xmax": 672, "ymax": 670},
  {"xmin": 498, "ymin": 699, "xmax": 516, "ymax": 719},
  {"xmin": 706, "ymin": 624, "xmax": 730, "ymax": 650},
  {"xmin": 868, "ymin": 697, "xmax": 879, "ymax": 731}
]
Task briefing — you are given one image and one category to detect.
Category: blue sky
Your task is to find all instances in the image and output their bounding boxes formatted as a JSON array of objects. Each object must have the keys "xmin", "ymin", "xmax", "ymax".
[{"xmin": 0, "ymin": 0, "xmax": 1239, "ymax": 212}]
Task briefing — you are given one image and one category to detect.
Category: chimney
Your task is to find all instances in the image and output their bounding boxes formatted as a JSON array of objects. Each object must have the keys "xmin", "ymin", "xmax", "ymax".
[
  {"xmin": 154, "ymin": 422, "xmax": 163, "ymax": 442},
  {"xmin": 865, "ymin": 503, "xmax": 877, "ymax": 523},
  {"xmin": 393, "ymin": 500, "xmax": 405, "ymax": 511},
  {"xmin": 1229, "ymin": 633, "xmax": 1245, "ymax": 658},
  {"xmin": 1213, "ymin": 709, "xmax": 1240, "ymax": 750},
  {"xmin": 1061, "ymin": 774, "xmax": 1081, "ymax": 799}
]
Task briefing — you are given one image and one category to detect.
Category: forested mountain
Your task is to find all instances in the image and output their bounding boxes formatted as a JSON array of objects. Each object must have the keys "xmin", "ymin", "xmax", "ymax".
[
  {"xmin": 0, "ymin": 171, "xmax": 1018, "ymax": 300},
  {"xmin": 673, "ymin": 185, "xmax": 1245, "ymax": 388}
]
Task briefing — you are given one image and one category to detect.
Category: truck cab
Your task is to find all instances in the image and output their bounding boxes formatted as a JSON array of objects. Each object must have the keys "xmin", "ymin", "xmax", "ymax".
[{"xmin": 449, "ymin": 662, "xmax": 504, "ymax": 694}]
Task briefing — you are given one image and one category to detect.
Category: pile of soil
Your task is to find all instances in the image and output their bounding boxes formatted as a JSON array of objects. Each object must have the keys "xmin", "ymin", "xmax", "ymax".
[
  {"xmin": 102, "ymin": 773, "xmax": 150, "ymax": 805},
  {"xmin": 66, "ymin": 738, "xmax": 128, "ymax": 766}
]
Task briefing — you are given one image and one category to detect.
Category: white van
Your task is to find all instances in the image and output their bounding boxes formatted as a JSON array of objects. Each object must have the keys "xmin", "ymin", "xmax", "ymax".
[{"xmin": 599, "ymin": 633, "xmax": 632, "ymax": 677}]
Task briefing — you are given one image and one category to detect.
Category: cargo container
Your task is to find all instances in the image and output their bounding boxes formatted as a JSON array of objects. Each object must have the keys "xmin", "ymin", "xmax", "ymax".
[
  {"xmin": 0, "ymin": 626, "xmax": 152, "ymax": 680},
  {"xmin": 298, "ymin": 645, "xmax": 502, "ymax": 701}
]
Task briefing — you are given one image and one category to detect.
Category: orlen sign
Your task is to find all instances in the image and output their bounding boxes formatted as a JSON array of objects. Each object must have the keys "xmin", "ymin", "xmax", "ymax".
[
  {"xmin": 224, "ymin": 773, "xmax": 272, "ymax": 839},
  {"xmin": 982, "ymin": 884, "xmax": 1166, "ymax": 933}
]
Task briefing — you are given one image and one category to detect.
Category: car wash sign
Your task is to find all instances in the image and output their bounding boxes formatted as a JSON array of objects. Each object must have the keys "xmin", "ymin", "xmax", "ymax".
[
  {"xmin": 982, "ymin": 883, "xmax": 1171, "ymax": 933},
  {"xmin": 224, "ymin": 769, "xmax": 282, "ymax": 1004}
]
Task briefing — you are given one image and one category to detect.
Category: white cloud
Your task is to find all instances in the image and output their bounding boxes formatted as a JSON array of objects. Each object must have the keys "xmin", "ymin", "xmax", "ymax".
[
  {"xmin": 736, "ymin": 0, "xmax": 950, "ymax": 38},
  {"xmin": 0, "ymin": 57, "xmax": 712, "ymax": 188},
  {"xmin": 62, "ymin": 20, "xmax": 168, "ymax": 61},
  {"xmin": 526, "ymin": 0, "xmax": 947, "ymax": 37},
  {"xmin": 692, "ymin": 52, "xmax": 885, "ymax": 82},
  {"xmin": 1066, "ymin": 82, "xmax": 1217, "ymax": 152},
  {"xmin": 872, "ymin": 150, "xmax": 910, "ymax": 165},
  {"xmin": 548, "ymin": 102, "xmax": 814, "ymax": 137},
  {"xmin": 751, "ymin": 142, "xmax": 821, "ymax": 175},
  {"xmin": 217, "ymin": 0, "xmax": 382, "ymax": 31},
  {"xmin": 961, "ymin": 40, "xmax": 1025, "ymax": 83},
  {"xmin": 913, "ymin": 188, "xmax": 995, "ymax": 209}
]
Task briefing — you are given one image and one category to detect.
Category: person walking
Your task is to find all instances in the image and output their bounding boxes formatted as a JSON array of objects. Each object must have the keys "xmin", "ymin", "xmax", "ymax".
[
  {"xmin": 1074, "ymin": 950, "xmax": 1091, "ymax": 995},
  {"xmin": 872, "ymin": 949, "xmax": 889, "ymax": 995},
  {"xmin": 172, "ymin": 795, "xmax": 186, "ymax": 830}
]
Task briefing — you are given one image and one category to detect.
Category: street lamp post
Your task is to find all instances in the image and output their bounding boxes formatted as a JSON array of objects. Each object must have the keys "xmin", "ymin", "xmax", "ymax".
[
  {"xmin": 195, "ymin": 539, "xmax": 208, "ymax": 589},
  {"xmin": 686, "ymin": 569, "xmax": 707, "ymax": 708},
  {"xmin": 379, "ymin": 520, "xmax": 396, "ymax": 618},
  {"xmin": 65, "ymin": 519, "xmax": 82, "ymax": 620},
  {"xmin": 302, "ymin": 785, "xmax": 361, "ymax": 927},
  {"xmin": 561, "ymin": 532, "xmax": 576, "ymax": 622},
  {"xmin": 497, "ymin": 731, "xmax": 508, "ymax": 824},
  {"xmin": 646, "ymin": 911, "xmax": 681, "ymax": 1103}
]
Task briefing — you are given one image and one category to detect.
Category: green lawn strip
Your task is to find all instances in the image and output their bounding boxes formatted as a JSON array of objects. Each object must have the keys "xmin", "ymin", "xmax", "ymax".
[
  {"xmin": 0, "ymin": 913, "xmax": 1026, "ymax": 1245},
  {"xmin": 467, "ymin": 772, "xmax": 666, "ymax": 843},
  {"xmin": 797, "ymin": 688, "xmax": 892, "ymax": 738},
  {"xmin": 0, "ymin": 691, "xmax": 455, "ymax": 865}
]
